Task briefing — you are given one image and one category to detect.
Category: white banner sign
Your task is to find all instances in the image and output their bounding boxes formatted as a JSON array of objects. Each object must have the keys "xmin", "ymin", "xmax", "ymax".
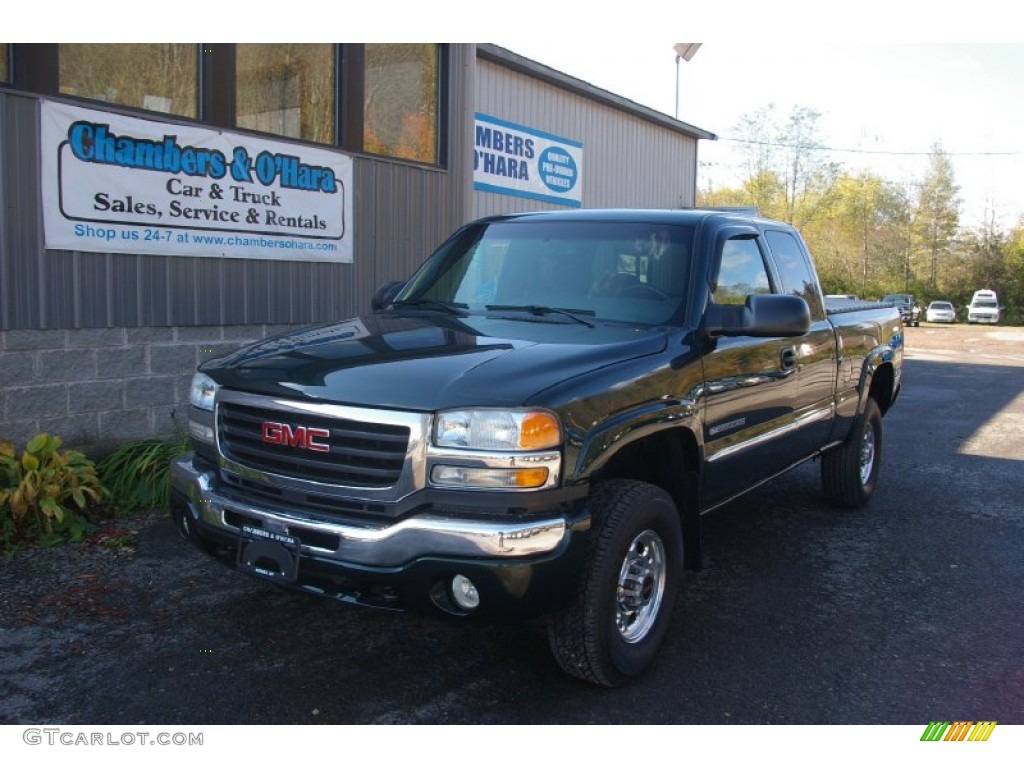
[
  {"xmin": 473, "ymin": 113, "xmax": 583, "ymax": 207},
  {"xmin": 41, "ymin": 101, "xmax": 353, "ymax": 262}
]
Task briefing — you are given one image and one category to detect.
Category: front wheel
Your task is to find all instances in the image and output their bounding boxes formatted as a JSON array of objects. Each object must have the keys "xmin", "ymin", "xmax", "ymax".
[
  {"xmin": 547, "ymin": 480, "xmax": 683, "ymax": 687},
  {"xmin": 821, "ymin": 397, "xmax": 882, "ymax": 508}
]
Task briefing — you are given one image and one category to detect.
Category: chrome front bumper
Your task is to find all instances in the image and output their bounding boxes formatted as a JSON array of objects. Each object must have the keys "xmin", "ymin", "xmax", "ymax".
[{"xmin": 170, "ymin": 454, "xmax": 571, "ymax": 568}]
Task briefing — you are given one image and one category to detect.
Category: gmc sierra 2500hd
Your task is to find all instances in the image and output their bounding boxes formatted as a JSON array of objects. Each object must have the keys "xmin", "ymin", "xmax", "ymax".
[{"xmin": 172, "ymin": 209, "xmax": 903, "ymax": 686}]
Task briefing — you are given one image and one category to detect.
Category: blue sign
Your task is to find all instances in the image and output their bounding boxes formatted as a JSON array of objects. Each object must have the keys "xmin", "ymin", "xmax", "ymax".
[{"xmin": 473, "ymin": 113, "xmax": 583, "ymax": 207}]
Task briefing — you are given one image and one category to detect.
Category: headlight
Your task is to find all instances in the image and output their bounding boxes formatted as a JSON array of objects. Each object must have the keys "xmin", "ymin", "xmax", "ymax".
[
  {"xmin": 189, "ymin": 372, "xmax": 219, "ymax": 411},
  {"xmin": 434, "ymin": 409, "xmax": 560, "ymax": 451}
]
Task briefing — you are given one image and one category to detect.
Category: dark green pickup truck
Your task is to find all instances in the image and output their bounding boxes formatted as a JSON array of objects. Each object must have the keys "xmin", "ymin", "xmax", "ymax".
[{"xmin": 172, "ymin": 208, "xmax": 903, "ymax": 686}]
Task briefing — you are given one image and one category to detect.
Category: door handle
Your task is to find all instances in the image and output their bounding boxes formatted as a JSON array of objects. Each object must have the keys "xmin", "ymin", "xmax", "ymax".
[{"xmin": 780, "ymin": 347, "xmax": 797, "ymax": 370}]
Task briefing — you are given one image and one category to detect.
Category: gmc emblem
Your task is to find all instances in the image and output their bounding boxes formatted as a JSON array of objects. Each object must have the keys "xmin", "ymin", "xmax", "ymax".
[{"xmin": 261, "ymin": 421, "xmax": 330, "ymax": 452}]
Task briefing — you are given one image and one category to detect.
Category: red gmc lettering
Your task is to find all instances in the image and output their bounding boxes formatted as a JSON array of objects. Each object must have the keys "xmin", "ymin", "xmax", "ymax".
[{"xmin": 261, "ymin": 421, "xmax": 330, "ymax": 452}]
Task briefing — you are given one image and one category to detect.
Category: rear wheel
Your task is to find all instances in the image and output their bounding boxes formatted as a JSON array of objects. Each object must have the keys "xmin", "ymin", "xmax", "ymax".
[
  {"xmin": 822, "ymin": 397, "xmax": 882, "ymax": 508},
  {"xmin": 547, "ymin": 480, "xmax": 683, "ymax": 686}
]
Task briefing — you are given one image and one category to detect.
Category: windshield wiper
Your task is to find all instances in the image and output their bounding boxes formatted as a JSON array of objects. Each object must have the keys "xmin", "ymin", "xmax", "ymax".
[
  {"xmin": 485, "ymin": 304, "xmax": 596, "ymax": 328},
  {"xmin": 391, "ymin": 298, "xmax": 468, "ymax": 315}
]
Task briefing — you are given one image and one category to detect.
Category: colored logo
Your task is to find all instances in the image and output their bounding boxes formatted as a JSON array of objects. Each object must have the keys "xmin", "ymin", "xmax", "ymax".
[
  {"xmin": 261, "ymin": 421, "xmax": 330, "ymax": 452},
  {"xmin": 538, "ymin": 146, "xmax": 578, "ymax": 193},
  {"xmin": 920, "ymin": 721, "xmax": 996, "ymax": 742}
]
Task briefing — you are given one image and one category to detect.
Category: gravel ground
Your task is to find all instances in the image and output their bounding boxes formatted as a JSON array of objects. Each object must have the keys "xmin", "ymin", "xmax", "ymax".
[{"xmin": 0, "ymin": 511, "xmax": 202, "ymax": 723}]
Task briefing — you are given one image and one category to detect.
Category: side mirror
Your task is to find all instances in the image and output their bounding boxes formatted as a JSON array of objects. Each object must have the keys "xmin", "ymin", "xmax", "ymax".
[
  {"xmin": 371, "ymin": 280, "xmax": 405, "ymax": 311},
  {"xmin": 705, "ymin": 294, "xmax": 811, "ymax": 338}
]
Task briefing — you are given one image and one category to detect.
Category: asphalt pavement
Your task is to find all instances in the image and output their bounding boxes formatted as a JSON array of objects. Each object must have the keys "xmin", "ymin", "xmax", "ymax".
[{"xmin": 1, "ymin": 323, "xmax": 1022, "ymax": 726}]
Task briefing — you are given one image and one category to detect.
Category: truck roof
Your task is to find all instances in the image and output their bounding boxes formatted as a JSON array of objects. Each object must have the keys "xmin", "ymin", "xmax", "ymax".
[{"xmin": 476, "ymin": 208, "xmax": 789, "ymax": 228}]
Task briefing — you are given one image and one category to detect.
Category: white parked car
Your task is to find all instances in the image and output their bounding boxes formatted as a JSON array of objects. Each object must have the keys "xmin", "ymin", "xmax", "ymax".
[
  {"xmin": 967, "ymin": 289, "xmax": 1000, "ymax": 324},
  {"xmin": 925, "ymin": 301, "xmax": 956, "ymax": 323}
]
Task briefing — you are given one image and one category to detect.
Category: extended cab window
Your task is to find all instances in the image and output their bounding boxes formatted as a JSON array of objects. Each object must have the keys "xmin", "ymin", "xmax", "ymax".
[
  {"xmin": 765, "ymin": 230, "xmax": 825, "ymax": 321},
  {"xmin": 713, "ymin": 237, "xmax": 771, "ymax": 305}
]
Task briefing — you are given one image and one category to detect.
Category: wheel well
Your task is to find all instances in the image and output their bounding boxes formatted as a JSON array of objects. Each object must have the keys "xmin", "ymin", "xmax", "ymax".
[
  {"xmin": 590, "ymin": 427, "xmax": 703, "ymax": 569},
  {"xmin": 869, "ymin": 363, "xmax": 896, "ymax": 415}
]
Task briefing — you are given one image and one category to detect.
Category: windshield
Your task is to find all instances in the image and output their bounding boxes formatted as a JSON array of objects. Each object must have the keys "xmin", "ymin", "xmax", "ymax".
[
  {"xmin": 931, "ymin": 302, "xmax": 952, "ymax": 310},
  {"xmin": 973, "ymin": 300, "xmax": 998, "ymax": 309},
  {"xmin": 396, "ymin": 220, "xmax": 695, "ymax": 325},
  {"xmin": 883, "ymin": 294, "xmax": 913, "ymax": 305}
]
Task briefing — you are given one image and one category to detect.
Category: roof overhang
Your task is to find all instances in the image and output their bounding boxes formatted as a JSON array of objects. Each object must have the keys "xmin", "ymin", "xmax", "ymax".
[{"xmin": 477, "ymin": 44, "xmax": 717, "ymax": 142}]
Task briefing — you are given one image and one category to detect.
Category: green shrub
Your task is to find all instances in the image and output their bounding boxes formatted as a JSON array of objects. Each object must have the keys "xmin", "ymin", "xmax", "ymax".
[
  {"xmin": 97, "ymin": 433, "xmax": 190, "ymax": 515},
  {"xmin": 0, "ymin": 433, "xmax": 105, "ymax": 549}
]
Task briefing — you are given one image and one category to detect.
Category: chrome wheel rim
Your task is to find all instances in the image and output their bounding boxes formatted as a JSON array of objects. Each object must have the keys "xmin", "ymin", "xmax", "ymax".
[
  {"xmin": 859, "ymin": 424, "xmax": 876, "ymax": 486},
  {"xmin": 615, "ymin": 529, "xmax": 666, "ymax": 643}
]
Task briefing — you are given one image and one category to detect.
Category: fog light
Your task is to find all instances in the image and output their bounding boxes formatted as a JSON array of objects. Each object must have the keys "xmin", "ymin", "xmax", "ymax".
[
  {"xmin": 188, "ymin": 420, "xmax": 214, "ymax": 443},
  {"xmin": 451, "ymin": 574, "xmax": 480, "ymax": 611},
  {"xmin": 431, "ymin": 465, "xmax": 549, "ymax": 488}
]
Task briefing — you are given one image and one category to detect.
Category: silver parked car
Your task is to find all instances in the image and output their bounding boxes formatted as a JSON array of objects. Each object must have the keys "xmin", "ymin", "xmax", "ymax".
[{"xmin": 926, "ymin": 300, "xmax": 956, "ymax": 323}]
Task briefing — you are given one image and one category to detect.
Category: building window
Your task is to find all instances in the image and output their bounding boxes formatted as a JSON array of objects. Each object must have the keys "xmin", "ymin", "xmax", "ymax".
[
  {"xmin": 58, "ymin": 44, "xmax": 198, "ymax": 117},
  {"xmin": 1, "ymin": 45, "xmax": 9, "ymax": 82},
  {"xmin": 364, "ymin": 44, "xmax": 439, "ymax": 164},
  {"xmin": 44, "ymin": 43, "xmax": 447, "ymax": 166},
  {"xmin": 236, "ymin": 44, "xmax": 335, "ymax": 145}
]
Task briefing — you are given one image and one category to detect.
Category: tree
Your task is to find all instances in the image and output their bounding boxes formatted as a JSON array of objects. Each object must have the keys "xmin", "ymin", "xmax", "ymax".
[
  {"xmin": 731, "ymin": 105, "xmax": 785, "ymax": 217},
  {"xmin": 812, "ymin": 172, "xmax": 910, "ymax": 297},
  {"xmin": 961, "ymin": 214, "xmax": 1007, "ymax": 298},
  {"xmin": 912, "ymin": 144, "xmax": 960, "ymax": 288},
  {"xmin": 778, "ymin": 106, "xmax": 841, "ymax": 228},
  {"xmin": 730, "ymin": 104, "xmax": 840, "ymax": 226},
  {"xmin": 701, "ymin": 109, "xmax": 1023, "ymax": 316},
  {"xmin": 1003, "ymin": 219, "xmax": 1024, "ymax": 323}
]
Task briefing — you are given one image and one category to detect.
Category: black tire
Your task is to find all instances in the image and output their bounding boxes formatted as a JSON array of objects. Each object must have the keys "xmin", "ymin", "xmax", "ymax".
[
  {"xmin": 547, "ymin": 479, "xmax": 683, "ymax": 687},
  {"xmin": 822, "ymin": 397, "xmax": 882, "ymax": 508}
]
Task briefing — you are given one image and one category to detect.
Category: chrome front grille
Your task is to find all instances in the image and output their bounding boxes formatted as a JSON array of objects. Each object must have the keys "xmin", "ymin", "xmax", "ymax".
[{"xmin": 218, "ymin": 400, "xmax": 411, "ymax": 488}]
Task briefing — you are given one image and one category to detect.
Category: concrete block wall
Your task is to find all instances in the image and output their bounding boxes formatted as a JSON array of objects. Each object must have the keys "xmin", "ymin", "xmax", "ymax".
[{"xmin": 0, "ymin": 324, "xmax": 301, "ymax": 455}]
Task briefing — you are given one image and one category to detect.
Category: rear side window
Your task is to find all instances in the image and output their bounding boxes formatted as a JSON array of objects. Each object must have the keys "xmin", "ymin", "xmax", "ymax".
[{"xmin": 765, "ymin": 230, "xmax": 825, "ymax": 321}]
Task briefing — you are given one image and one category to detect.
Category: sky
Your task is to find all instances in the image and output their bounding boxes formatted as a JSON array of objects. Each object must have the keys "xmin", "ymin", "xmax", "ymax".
[{"xmin": 490, "ymin": 40, "xmax": 1024, "ymax": 231}]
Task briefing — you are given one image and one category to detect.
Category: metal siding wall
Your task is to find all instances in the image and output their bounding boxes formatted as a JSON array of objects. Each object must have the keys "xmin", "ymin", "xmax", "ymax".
[
  {"xmin": 245, "ymin": 261, "xmax": 272, "ymax": 324},
  {"xmin": 77, "ymin": 253, "xmax": 108, "ymax": 326},
  {"xmin": 0, "ymin": 94, "xmax": 5, "ymax": 328},
  {"xmin": 1, "ymin": 94, "xmax": 43, "ymax": 328},
  {"xmin": 473, "ymin": 61, "xmax": 699, "ymax": 218},
  {"xmin": 167, "ymin": 258, "xmax": 197, "ymax": 325},
  {"xmin": 360, "ymin": 160, "xmax": 453, "ymax": 289},
  {"xmin": 193, "ymin": 259, "xmax": 223, "ymax": 325},
  {"xmin": 141, "ymin": 254, "xmax": 171, "ymax": 325},
  {"xmin": 45, "ymin": 250, "xmax": 76, "ymax": 327},
  {"xmin": 87, "ymin": 255, "xmax": 107, "ymax": 327},
  {"xmin": 111, "ymin": 254, "xmax": 141, "ymax": 327},
  {"xmin": 220, "ymin": 259, "xmax": 247, "ymax": 324},
  {"xmin": 0, "ymin": 45, "xmax": 472, "ymax": 331}
]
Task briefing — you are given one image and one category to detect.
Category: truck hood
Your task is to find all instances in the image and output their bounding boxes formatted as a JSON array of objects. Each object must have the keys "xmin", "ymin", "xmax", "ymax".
[{"xmin": 202, "ymin": 312, "xmax": 668, "ymax": 410}]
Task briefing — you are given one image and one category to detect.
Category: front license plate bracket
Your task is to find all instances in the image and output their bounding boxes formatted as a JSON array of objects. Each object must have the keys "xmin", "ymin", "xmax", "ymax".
[{"xmin": 237, "ymin": 524, "xmax": 300, "ymax": 583}]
